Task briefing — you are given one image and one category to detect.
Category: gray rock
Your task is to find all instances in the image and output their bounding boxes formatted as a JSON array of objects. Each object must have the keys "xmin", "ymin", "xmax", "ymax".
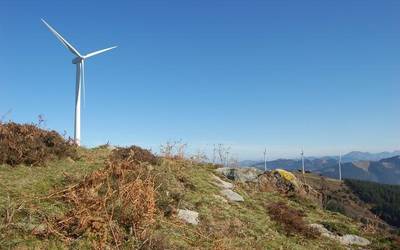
[
  {"xmin": 177, "ymin": 209, "xmax": 199, "ymax": 225},
  {"xmin": 340, "ymin": 234, "xmax": 371, "ymax": 246},
  {"xmin": 216, "ymin": 167, "xmax": 262, "ymax": 183},
  {"xmin": 220, "ymin": 189, "xmax": 244, "ymax": 202},
  {"xmin": 310, "ymin": 223, "xmax": 370, "ymax": 246},
  {"xmin": 212, "ymin": 174, "xmax": 234, "ymax": 189}
]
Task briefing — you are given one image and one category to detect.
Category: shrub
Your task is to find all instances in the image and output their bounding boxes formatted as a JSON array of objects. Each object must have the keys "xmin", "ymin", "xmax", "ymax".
[
  {"xmin": 0, "ymin": 122, "xmax": 77, "ymax": 166},
  {"xmin": 325, "ymin": 199, "xmax": 345, "ymax": 214},
  {"xmin": 109, "ymin": 145, "xmax": 159, "ymax": 165},
  {"xmin": 48, "ymin": 146, "xmax": 157, "ymax": 249},
  {"xmin": 321, "ymin": 221, "xmax": 358, "ymax": 236},
  {"xmin": 266, "ymin": 201, "xmax": 318, "ymax": 238}
]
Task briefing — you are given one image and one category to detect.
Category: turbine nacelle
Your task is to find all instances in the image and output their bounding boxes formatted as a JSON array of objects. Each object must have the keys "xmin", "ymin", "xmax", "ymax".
[{"xmin": 72, "ymin": 57, "xmax": 84, "ymax": 64}]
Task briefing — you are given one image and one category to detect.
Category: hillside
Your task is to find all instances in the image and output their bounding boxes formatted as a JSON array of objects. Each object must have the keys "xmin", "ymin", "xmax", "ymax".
[
  {"xmin": 1, "ymin": 153, "xmax": 399, "ymax": 248},
  {"xmin": 0, "ymin": 123, "xmax": 399, "ymax": 249},
  {"xmin": 317, "ymin": 156, "xmax": 400, "ymax": 185},
  {"xmin": 344, "ymin": 179, "xmax": 400, "ymax": 228}
]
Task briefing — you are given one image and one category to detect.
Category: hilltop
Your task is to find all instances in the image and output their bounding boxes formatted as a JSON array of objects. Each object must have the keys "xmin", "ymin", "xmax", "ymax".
[{"xmin": 0, "ymin": 123, "xmax": 399, "ymax": 249}]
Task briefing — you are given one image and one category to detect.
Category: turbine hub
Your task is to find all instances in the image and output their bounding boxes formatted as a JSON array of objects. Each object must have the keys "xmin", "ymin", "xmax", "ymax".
[{"xmin": 72, "ymin": 57, "xmax": 83, "ymax": 64}]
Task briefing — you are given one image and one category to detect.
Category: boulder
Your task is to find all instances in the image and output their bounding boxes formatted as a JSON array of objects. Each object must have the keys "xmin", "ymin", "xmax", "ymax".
[
  {"xmin": 216, "ymin": 167, "xmax": 262, "ymax": 182},
  {"xmin": 309, "ymin": 223, "xmax": 370, "ymax": 246},
  {"xmin": 212, "ymin": 174, "xmax": 233, "ymax": 189},
  {"xmin": 177, "ymin": 209, "xmax": 199, "ymax": 225},
  {"xmin": 220, "ymin": 189, "xmax": 244, "ymax": 202},
  {"xmin": 339, "ymin": 234, "xmax": 371, "ymax": 246}
]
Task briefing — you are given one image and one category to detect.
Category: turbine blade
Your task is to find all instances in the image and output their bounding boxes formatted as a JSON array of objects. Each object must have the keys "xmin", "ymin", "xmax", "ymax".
[
  {"xmin": 84, "ymin": 46, "xmax": 117, "ymax": 59},
  {"xmin": 41, "ymin": 19, "xmax": 82, "ymax": 57}
]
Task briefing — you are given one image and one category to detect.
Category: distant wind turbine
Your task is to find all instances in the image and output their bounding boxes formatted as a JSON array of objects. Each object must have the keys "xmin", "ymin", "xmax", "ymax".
[
  {"xmin": 338, "ymin": 152, "xmax": 342, "ymax": 181},
  {"xmin": 41, "ymin": 19, "xmax": 117, "ymax": 146},
  {"xmin": 263, "ymin": 147, "xmax": 268, "ymax": 171},
  {"xmin": 301, "ymin": 148, "xmax": 305, "ymax": 174}
]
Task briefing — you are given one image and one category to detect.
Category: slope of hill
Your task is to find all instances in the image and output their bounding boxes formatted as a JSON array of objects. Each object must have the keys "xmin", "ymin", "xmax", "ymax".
[
  {"xmin": 1, "ymin": 147, "xmax": 399, "ymax": 249},
  {"xmin": 294, "ymin": 173, "xmax": 393, "ymax": 229},
  {"xmin": 0, "ymin": 123, "xmax": 398, "ymax": 249},
  {"xmin": 317, "ymin": 156, "xmax": 400, "ymax": 185},
  {"xmin": 344, "ymin": 179, "xmax": 400, "ymax": 228}
]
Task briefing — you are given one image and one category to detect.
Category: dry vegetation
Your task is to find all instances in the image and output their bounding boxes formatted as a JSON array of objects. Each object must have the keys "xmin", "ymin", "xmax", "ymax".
[
  {"xmin": 1, "ymin": 123, "xmax": 398, "ymax": 249},
  {"xmin": 0, "ymin": 122, "xmax": 77, "ymax": 166},
  {"xmin": 266, "ymin": 201, "xmax": 318, "ymax": 238},
  {"xmin": 46, "ymin": 146, "xmax": 158, "ymax": 249}
]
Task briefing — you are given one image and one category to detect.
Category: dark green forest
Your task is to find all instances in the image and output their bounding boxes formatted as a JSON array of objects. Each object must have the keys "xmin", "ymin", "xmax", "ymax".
[{"xmin": 345, "ymin": 179, "xmax": 400, "ymax": 228}]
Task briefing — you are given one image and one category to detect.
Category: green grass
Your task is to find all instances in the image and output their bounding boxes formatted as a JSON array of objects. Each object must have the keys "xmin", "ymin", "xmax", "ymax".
[
  {"xmin": 0, "ymin": 147, "xmax": 110, "ymax": 249},
  {"xmin": 0, "ymin": 150, "xmax": 396, "ymax": 249}
]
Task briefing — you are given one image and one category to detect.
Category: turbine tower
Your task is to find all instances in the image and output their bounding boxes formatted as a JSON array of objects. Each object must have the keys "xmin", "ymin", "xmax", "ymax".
[
  {"xmin": 263, "ymin": 147, "xmax": 268, "ymax": 171},
  {"xmin": 41, "ymin": 19, "xmax": 117, "ymax": 145},
  {"xmin": 338, "ymin": 152, "xmax": 342, "ymax": 181},
  {"xmin": 301, "ymin": 148, "xmax": 305, "ymax": 174}
]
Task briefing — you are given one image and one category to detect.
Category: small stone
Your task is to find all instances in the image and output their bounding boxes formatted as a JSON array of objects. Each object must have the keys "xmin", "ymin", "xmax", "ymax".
[
  {"xmin": 220, "ymin": 189, "xmax": 244, "ymax": 202},
  {"xmin": 212, "ymin": 175, "xmax": 234, "ymax": 189},
  {"xmin": 177, "ymin": 209, "xmax": 199, "ymax": 225},
  {"xmin": 340, "ymin": 234, "xmax": 371, "ymax": 246}
]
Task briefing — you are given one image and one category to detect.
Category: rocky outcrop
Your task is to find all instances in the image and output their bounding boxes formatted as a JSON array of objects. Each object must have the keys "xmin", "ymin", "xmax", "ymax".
[
  {"xmin": 258, "ymin": 170, "xmax": 322, "ymax": 206},
  {"xmin": 310, "ymin": 223, "xmax": 370, "ymax": 246},
  {"xmin": 216, "ymin": 167, "xmax": 262, "ymax": 182},
  {"xmin": 212, "ymin": 175, "xmax": 234, "ymax": 189},
  {"xmin": 211, "ymin": 173, "xmax": 244, "ymax": 202}
]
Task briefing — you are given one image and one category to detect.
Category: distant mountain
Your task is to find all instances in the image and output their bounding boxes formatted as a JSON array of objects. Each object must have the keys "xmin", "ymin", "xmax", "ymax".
[
  {"xmin": 238, "ymin": 160, "xmax": 260, "ymax": 167},
  {"xmin": 341, "ymin": 151, "xmax": 400, "ymax": 162},
  {"xmin": 244, "ymin": 150, "xmax": 400, "ymax": 169},
  {"xmin": 316, "ymin": 156, "xmax": 400, "ymax": 185},
  {"xmin": 251, "ymin": 158, "xmax": 338, "ymax": 172}
]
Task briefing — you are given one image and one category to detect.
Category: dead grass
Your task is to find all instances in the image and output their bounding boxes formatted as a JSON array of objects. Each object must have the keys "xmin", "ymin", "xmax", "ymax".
[
  {"xmin": 267, "ymin": 201, "xmax": 319, "ymax": 239},
  {"xmin": 45, "ymin": 146, "xmax": 158, "ymax": 249},
  {"xmin": 0, "ymin": 122, "xmax": 77, "ymax": 166}
]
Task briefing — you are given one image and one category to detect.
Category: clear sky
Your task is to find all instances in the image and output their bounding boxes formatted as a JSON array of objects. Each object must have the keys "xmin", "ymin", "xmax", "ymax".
[{"xmin": 1, "ymin": 0, "xmax": 399, "ymax": 160}]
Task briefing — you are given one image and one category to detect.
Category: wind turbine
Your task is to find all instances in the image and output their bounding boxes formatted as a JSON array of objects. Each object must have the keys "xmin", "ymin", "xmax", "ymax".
[
  {"xmin": 41, "ymin": 19, "xmax": 117, "ymax": 146},
  {"xmin": 263, "ymin": 147, "xmax": 268, "ymax": 171},
  {"xmin": 338, "ymin": 152, "xmax": 342, "ymax": 181},
  {"xmin": 301, "ymin": 148, "xmax": 305, "ymax": 174}
]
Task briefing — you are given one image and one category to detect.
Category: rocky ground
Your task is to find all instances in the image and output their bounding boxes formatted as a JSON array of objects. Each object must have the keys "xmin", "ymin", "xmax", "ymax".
[{"xmin": 1, "ymin": 146, "xmax": 399, "ymax": 249}]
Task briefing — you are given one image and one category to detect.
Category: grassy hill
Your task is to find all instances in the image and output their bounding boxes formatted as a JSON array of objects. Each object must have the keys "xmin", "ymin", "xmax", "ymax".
[
  {"xmin": 0, "ymin": 123, "xmax": 399, "ymax": 249},
  {"xmin": 0, "ymin": 148, "xmax": 399, "ymax": 249}
]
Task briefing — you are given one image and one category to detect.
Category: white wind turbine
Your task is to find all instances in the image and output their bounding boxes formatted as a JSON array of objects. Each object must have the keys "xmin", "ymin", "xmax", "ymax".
[
  {"xmin": 338, "ymin": 152, "xmax": 342, "ymax": 181},
  {"xmin": 263, "ymin": 147, "xmax": 268, "ymax": 171},
  {"xmin": 41, "ymin": 19, "xmax": 117, "ymax": 145},
  {"xmin": 301, "ymin": 148, "xmax": 305, "ymax": 174}
]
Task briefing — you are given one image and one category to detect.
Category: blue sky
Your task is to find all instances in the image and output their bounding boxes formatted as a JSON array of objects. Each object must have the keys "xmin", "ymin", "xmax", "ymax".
[{"xmin": 1, "ymin": 0, "xmax": 399, "ymax": 160}]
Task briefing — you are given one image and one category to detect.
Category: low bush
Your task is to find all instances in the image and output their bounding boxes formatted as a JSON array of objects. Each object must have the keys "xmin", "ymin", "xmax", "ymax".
[
  {"xmin": 266, "ymin": 201, "xmax": 318, "ymax": 238},
  {"xmin": 0, "ymin": 122, "xmax": 77, "ymax": 166},
  {"xmin": 109, "ymin": 145, "xmax": 159, "ymax": 165},
  {"xmin": 325, "ymin": 199, "xmax": 345, "ymax": 214},
  {"xmin": 321, "ymin": 221, "xmax": 358, "ymax": 236},
  {"xmin": 48, "ymin": 146, "xmax": 158, "ymax": 248}
]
